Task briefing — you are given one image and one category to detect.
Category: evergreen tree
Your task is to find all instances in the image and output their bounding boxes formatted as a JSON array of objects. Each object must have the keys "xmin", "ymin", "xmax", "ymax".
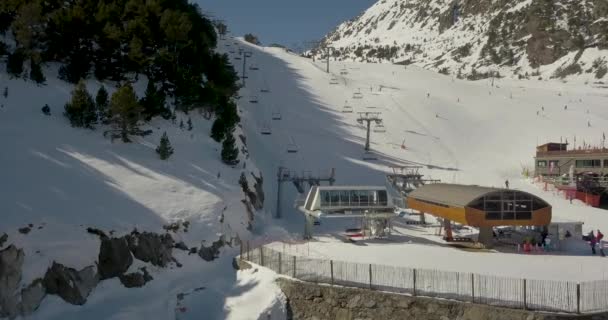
[
  {"xmin": 210, "ymin": 117, "xmax": 225, "ymax": 142},
  {"xmin": 140, "ymin": 80, "xmax": 169, "ymax": 120},
  {"xmin": 29, "ymin": 58, "xmax": 45, "ymax": 84},
  {"xmin": 171, "ymin": 109, "xmax": 177, "ymax": 124},
  {"xmin": 156, "ymin": 132, "xmax": 174, "ymax": 160},
  {"xmin": 109, "ymin": 83, "xmax": 143, "ymax": 142},
  {"xmin": 41, "ymin": 104, "xmax": 51, "ymax": 116},
  {"xmin": 96, "ymin": 86, "xmax": 109, "ymax": 123},
  {"xmin": 6, "ymin": 50, "xmax": 25, "ymax": 77},
  {"xmin": 64, "ymin": 80, "xmax": 96, "ymax": 128},
  {"xmin": 221, "ymin": 131, "xmax": 239, "ymax": 165},
  {"xmin": 187, "ymin": 117, "xmax": 192, "ymax": 131},
  {"xmin": 179, "ymin": 119, "xmax": 184, "ymax": 130}
]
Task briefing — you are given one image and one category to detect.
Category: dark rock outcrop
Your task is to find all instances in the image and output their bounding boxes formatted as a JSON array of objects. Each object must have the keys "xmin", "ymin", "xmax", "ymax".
[
  {"xmin": 119, "ymin": 272, "xmax": 145, "ymax": 288},
  {"xmin": 126, "ymin": 231, "xmax": 174, "ymax": 267},
  {"xmin": 198, "ymin": 235, "xmax": 226, "ymax": 262},
  {"xmin": 174, "ymin": 241, "xmax": 189, "ymax": 251},
  {"xmin": 43, "ymin": 262, "xmax": 99, "ymax": 305},
  {"xmin": 98, "ymin": 237, "xmax": 133, "ymax": 279},
  {"xmin": 18, "ymin": 227, "xmax": 31, "ymax": 235},
  {"xmin": 0, "ymin": 233, "xmax": 7, "ymax": 248},
  {"xmin": 0, "ymin": 245, "xmax": 24, "ymax": 318},
  {"xmin": 86, "ymin": 227, "xmax": 108, "ymax": 239},
  {"xmin": 19, "ymin": 279, "xmax": 46, "ymax": 316}
]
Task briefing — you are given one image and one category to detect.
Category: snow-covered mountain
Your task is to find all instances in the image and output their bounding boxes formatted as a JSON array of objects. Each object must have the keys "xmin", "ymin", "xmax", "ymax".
[{"xmin": 313, "ymin": 0, "xmax": 608, "ymax": 81}]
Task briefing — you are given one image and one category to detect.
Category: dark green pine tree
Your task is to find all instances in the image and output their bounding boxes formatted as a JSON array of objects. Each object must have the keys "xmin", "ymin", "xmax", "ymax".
[
  {"xmin": 6, "ymin": 50, "xmax": 25, "ymax": 77},
  {"xmin": 210, "ymin": 117, "xmax": 225, "ymax": 142},
  {"xmin": 95, "ymin": 86, "xmax": 109, "ymax": 123},
  {"xmin": 187, "ymin": 117, "xmax": 193, "ymax": 131},
  {"xmin": 221, "ymin": 131, "xmax": 239, "ymax": 165},
  {"xmin": 64, "ymin": 80, "xmax": 97, "ymax": 128},
  {"xmin": 156, "ymin": 132, "xmax": 174, "ymax": 160},
  {"xmin": 140, "ymin": 80, "xmax": 169, "ymax": 120},
  {"xmin": 179, "ymin": 119, "xmax": 184, "ymax": 130},
  {"xmin": 29, "ymin": 58, "xmax": 46, "ymax": 84}
]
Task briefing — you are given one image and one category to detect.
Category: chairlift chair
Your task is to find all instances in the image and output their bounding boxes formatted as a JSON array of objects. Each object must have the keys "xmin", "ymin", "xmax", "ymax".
[
  {"xmin": 249, "ymin": 64, "xmax": 259, "ymax": 71},
  {"xmin": 249, "ymin": 96, "xmax": 258, "ymax": 103},
  {"xmin": 287, "ymin": 137, "xmax": 299, "ymax": 153},
  {"xmin": 373, "ymin": 123, "xmax": 386, "ymax": 133},
  {"xmin": 342, "ymin": 101, "xmax": 353, "ymax": 113},
  {"xmin": 340, "ymin": 68, "xmax": 348, "ymax": 75},
  {"xmin": 234, "ymin": 55, "xmax": 242, "ymax": 60},
  {"xmin": 260, "ymin": 123, "xmax": 272, "ymax": 135},
  {"xmin": 330, "ymin": 77, "xmax": 339, "ymax": 85},
  {"xmin": 353, "ymin": 89, "xmax": 363, "ymax": 99},
  {"xmin": 272, "ymin": 111, "xmax": 282, "ymax": 120},
  {"xmin": 260, "ymin": 88, "xmax": 270, "ymax": 93}
]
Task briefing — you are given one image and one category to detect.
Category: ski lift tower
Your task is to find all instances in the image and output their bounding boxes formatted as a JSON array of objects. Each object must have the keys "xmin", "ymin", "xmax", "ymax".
[
  {"xmin": 357, "ymin": 112, "xmax": 383, "ymax": 152},
  {"xmin": 324, "ymin": 46, "xmax": 336, "ymax": 73},
  {"xmin": 276, "ymin": 167, "xmax": 336, "ymax": 219}
]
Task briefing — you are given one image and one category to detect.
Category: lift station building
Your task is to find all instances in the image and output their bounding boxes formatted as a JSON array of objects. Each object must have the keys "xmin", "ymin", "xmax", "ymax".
[{"xmin": 407, "ymin": 184, "xmax": 552, "ymax": 246}]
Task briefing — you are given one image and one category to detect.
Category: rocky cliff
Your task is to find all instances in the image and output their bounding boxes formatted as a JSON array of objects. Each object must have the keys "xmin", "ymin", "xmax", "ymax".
[{"xmin": 313, "ymin": 0, "xmax": 608, "ymax": 81}]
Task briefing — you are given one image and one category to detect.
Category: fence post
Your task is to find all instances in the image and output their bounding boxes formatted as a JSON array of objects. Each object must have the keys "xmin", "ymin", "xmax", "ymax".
[
  {"xmin": 330, "ymin": 260, "xmax": 334, "ymax": 286},
  {"xmin": 240, "ymin": 240, "xmax": 243, "ymax": 260},
  {"xmin": 471, "ymin": 273, "xmax": 475, "ymax": 303},
  {"xmin": 260, "ymin": 247, "xmax": 264, "ymax": 266},
  {"xmin": 278, "ymin": 253, "xmax": 282, "ymax": 274},
  {"xmin": 293, "ymin": 256, "xmax": 297, "ymax": 278},
  {"xmin": 247, "ymin": 241, "xmax": 250, "ymax": 261},
  {"xmin": 369, "ymin": 264, "xmax": 373, "ymax": 290},
  {"xmin": 413, "ymin": 269, "xmax": 417, "ymax": 296},
  {"xmin": 577, "ymin": 283, "xmax": 581, "ymax": 314},
  {"xmin": 523, "ymin": 279, "xmax": 527, "ymax": 310}
]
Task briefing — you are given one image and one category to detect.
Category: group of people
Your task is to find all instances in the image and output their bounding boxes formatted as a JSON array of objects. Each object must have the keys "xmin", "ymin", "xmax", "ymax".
[{"xmin": 587, "ymin": 230, "xmax": 605, "ymax": 256}]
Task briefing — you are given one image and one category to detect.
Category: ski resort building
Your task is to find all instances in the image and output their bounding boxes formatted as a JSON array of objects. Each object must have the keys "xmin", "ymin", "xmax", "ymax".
[
  {"xmin": 534, "ymin": 142, "xmax": 608, "ymax": 177},
  {"xmin": 534, "ymin": 142, "xmax": 608, "ymax": 207},
  {"xmin": 300, "ymin": 186, "xmax": 395, "ymax": 239},
  {"xmin": 407, "ymin": 184, "xmax": 552, "ymax": 246}
]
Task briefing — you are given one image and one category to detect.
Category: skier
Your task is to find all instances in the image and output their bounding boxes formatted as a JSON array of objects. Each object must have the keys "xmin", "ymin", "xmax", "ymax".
[
  {"xmin": 564, "ymin": 105, "xmax": 567, "ymax": 110},
  {"xmin": 589, "ymin": 230, "xmax": 597, "ymax": 255},
  {"xmin": 536, "ymin": 111, "xmax": 539, "ymax": 116},
  {"xmin": 427, "ymin": 93, "xmax": 430, "ymax": 98},
  {"xmin": 505, "ymin": 179, "xmax": 509, "ymax": 189},
  {"xmin": 588, "ymin": 121, "xmax": 591, "ymax": 127},
  {"xmin": 541, "ymin": 106, "xmax": 544, "ymax": 111}
]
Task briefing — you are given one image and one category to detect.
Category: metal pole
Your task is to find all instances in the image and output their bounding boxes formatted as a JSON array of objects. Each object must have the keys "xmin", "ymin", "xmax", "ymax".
[
  {"xmin": 260, "ymin": 247, "xmax": 264, "ymax": 266},
  {"xmin": 369, "ymin": 264, "xmax": 373, "ymax": 290},
  {"xmin": 413, "ymin": 269, "xmax": 417, "ymax": 296},
  {"xmin": 523, "ymin": 279, "xmax": 527, "ymax": 310},
  {"xmin": 278, "ymin": 253, "xmax": 282, "ymax": 274},
  {"xmin": 577, "ymin": 283, "xmax": 581, "ymax": 314},
  {"xmin": 330, "ymin": 260, "xmax": 334, "ymax": 285},
  {"xmin": 293, "ymin": 256, "xmax": 297, "ymax": 278},
  {"xmin": 365, "ymin": 120, "xmax": 371, "ymax": 151},
  {"xmin": 471, "ymin": 273, "xmax": 475, "ymax": 303}
]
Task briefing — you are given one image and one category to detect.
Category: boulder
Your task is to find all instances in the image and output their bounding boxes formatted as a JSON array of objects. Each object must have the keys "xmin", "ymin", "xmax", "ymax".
[
  {"xmin": 174, "ymin": 241, "xmax": 189, "ymax": 251},
  {"xmin": 98, "ymin": 237, "xmax": 133, "ymax": 279},
  {"xmin": 119, "ymin": 267, "xmax": 153, "ymax": 288},
  {"xmin": 43, "ymin": 262, "xmax": 99, "ymax": 305},
  {"xmin": 19, "ymin": 279, "xmax": 46, "ymax": 316},
  {"xmin": 126, "ymin": 232, "xmax": 174, "ymax": 267},
  {"xmin": 198, "ymin": 235, "xmax": 225, "ymax": 262},
  {"xmin": 119, "ymin": 272, "xmax": 146, "ymax": 288},
  {"xmin": 0, "ymin": 245, "xmax": 24, "ymax": 318}
]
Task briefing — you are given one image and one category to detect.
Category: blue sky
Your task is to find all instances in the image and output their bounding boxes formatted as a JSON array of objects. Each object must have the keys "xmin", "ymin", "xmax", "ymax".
[{"xmin": 194, "ymin": 0, "xmax": 375, "ymax": 49}]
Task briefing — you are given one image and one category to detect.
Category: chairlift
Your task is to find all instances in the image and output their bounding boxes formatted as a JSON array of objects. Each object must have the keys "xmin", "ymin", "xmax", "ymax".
[
  {"xmin": 234, "ymin": 55, "xmax": 242, "ymax": 60},
  {"xmin": 229, "ymin": 50, "xmax": 235, "ymax": 54},
  {"xmin": 260, "ymin": 88, "xmax": 270, "ymax": 93},
  {"xmin": 373, "ymin": 123, "xmax": 386, "ymax": 133},
  {"xmin": 340, "ymin": 68, "xmax": 348, "ymax": 75},
  {"xmin": 362, "ymin": 151, "xmax": 378, "ymax": 161},
  {"xmin": 342, "ymin": 101, "xmax": 353, "ymax": 113},
  {"xmin": 272, "ymin": 111, "xmax": 282, "ymax": 120},
  {"xmin": 249, "ymin": 95, "xmax": 258, "ymax": 103},
  {"xmin": 260, "ymin": 123, "xmax": 272, "ymax": 135},
  {"xmin": 287, "ymin": 137, "xmax": 299, "ymax": 153},
  {"xmin": 329, "ymin": 77, "xmax": 339, "ymax": 85},
  {"xmin": 353, "ymin": 89, "xmax": 363, "ymax": 99},
  {"xmin": 249, "ymin": 64, "xmax": 259, "ymax": 71}
]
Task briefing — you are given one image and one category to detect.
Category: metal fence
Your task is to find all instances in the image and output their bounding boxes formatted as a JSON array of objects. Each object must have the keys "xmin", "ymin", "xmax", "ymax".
[{"xmin": 240, "ymin": 245, "xmax": 608, "ymax": 314}]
